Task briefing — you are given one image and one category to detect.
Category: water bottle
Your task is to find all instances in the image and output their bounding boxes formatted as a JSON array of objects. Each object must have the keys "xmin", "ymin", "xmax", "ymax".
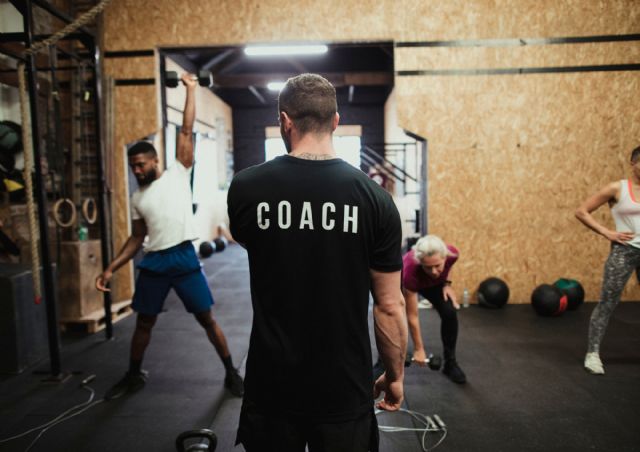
[{"xmin": 463, "ymin": 288, "xmax": 470, "ymax": 308}]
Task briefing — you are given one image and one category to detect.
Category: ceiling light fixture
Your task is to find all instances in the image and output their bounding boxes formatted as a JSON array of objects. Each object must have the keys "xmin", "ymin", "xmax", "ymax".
[
  {"xmin": 244, "ymin": 44, "xmax": 328, "ymax": 57},
  {"xmin": 267, "ymin": 82, "xmax": 286, "ymax": 91}
]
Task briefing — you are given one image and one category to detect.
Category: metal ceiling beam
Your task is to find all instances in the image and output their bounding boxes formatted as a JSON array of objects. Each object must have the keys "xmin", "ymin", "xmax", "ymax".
[
  {"xmin": 214, "ymin": 71, "xmax": 392, "ymax": 88},
  {"xmin": 201, "ymin": 48, "xmax": 235, "ymax": 71},
  {"xmin": 247, "ymin": 85, "xmax": 266, "ymax": 105}
]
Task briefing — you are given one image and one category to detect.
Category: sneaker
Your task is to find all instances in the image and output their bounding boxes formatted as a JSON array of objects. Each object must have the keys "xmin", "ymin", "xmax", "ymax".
[
  {"xmin": 418, "ymin": 299, "xmax": 432, "ymax": 310},
  {"xmin": 443, "ymin": 359, "xmax": 467, "ymax": 384},
  {"xmin": 224, "ymin": 369, "xmax": 244, "ymax": 397},
  {"xmin": 105, "ymin": 370, "xmax": 148, "ymax": 400},
  {"xmin": 584, "ymin": 352, "xmax": 605, "ymax": 375}
]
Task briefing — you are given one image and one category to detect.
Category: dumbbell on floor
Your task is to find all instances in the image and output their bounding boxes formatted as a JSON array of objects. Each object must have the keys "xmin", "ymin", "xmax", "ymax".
[
  {"xmin": 166, "ymin": 70, "xmax": 213, "ymax": 88},
  {"xmin": 407, "ymin": 353, "xmax": 442, "ymax": 371}
]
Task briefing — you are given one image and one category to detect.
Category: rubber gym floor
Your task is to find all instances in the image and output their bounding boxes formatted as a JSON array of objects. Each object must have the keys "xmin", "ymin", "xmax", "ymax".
[{"xmin": 1, "ymin": 243, "xmax": 639, "ymax": 452}]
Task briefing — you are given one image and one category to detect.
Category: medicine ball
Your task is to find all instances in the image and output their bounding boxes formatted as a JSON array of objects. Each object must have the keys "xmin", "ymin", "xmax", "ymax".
[
  {"xmin": 531, "ymin": 284, "xmax": 568, "ymax": 317},
  {"xmin": 213, "ymin": 237, "xmax": 227, "ymax": 252},
  {"xmin": 553, "ymin": 278, "xmax": 584, "ymax": 310},
  {"xmin": 477, "ymin": 277, "xmax": 510, "ymax": 308},
  {"xmin": 199, "ymin": 241, "xmax": 216, "ymax": 258}
]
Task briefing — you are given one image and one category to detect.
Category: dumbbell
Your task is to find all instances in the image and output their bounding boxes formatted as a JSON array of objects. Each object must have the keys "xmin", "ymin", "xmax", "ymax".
[
  {"xmin": 175, "ymin": 429, "xmax": 217, "ymax": 452},
  {"xmin": 408, "ymin": 353, "xmax": 442, "ymax": 371},
  {"xmin": 166, "ymin": 70, "xmax": 213, "ymax": 88}
]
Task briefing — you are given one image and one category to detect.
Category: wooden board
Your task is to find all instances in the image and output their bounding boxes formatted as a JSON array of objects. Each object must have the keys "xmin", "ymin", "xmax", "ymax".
[{"xmin": 59, "ymin": 300, "xmax": 133, "ymax": 334}]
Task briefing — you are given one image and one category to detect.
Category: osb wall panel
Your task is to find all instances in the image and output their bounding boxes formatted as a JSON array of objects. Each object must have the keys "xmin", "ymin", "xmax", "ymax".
[
  {"xmin": 103, "ymin": 0, "xmax": 396, "ymax": 50},
  {"xmin": 396, "ymin": 42, "xmax": 640, "ymax": 71},
  {"xmin": 396, "ymin": 0, "xmax": 639, "ymax": 41},
  {"xmin": 100, "ymin": 0, "xmax": 640, "ymax": 304},
  {"xmin": 397, "ymin": 71, "xmax": 640, "ymax": 303},
  {"xmin": 104, "ymin": 56, "xmax": 156, "ymax": 82}
]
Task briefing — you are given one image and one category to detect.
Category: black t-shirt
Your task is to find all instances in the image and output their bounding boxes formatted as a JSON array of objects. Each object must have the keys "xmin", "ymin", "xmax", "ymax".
[{"xmin": 227, "ymin": 155, "xmax": 402, "ymax": 422}]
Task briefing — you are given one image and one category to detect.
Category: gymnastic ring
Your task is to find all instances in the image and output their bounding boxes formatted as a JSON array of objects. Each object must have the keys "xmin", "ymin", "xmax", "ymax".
[
  {"xmin": 53, "ymin": 198, "xmax": 76, "ymax": 228},
  {"xmin": 82, "ymin": 197, "xmax": 98, "ymax": 224}
]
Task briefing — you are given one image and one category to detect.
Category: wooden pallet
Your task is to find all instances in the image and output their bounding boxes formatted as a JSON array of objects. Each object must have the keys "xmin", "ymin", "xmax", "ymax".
[{"xmin": 59, "ymin": 300, "xmax": 133, "ymax": 334}]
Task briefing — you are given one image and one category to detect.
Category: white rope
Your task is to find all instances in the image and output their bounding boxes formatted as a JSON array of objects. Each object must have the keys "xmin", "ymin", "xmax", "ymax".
[{"xmin": 17, "ymin": 62, "xmax": 41, "ymax": 302}]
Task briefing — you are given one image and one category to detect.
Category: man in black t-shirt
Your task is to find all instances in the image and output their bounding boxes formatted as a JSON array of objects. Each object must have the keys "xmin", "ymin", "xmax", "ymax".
[{"xmin": 228, "ymin": 73, "xmax": 407, "ymax": 452}]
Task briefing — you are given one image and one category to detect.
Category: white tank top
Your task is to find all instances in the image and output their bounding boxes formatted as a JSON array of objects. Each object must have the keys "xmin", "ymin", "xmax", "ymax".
[{"xmin": 611, "ymin": 179, "xmax": 640, "ymax": 249}]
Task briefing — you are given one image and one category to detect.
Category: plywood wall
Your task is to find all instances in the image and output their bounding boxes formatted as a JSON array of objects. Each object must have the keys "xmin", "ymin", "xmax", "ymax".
[{"xmin": 102, "ymin": 0, "xmax": 640, "ymax": 303}]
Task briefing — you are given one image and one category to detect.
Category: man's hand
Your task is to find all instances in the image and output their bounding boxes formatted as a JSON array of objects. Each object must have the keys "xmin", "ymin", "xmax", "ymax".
[
  {"xmin": 373, "ymin": 373, "xmax": 404, "ymax": 411},
  {"xmin": 443, "ymin": 285, "xmax": 460, "ymax": 310},
  {"xmin": 181, "ymin": 73, "xmax": 197, "ymax": 89},
  {"xmin": 411, "ymin": 348, "xmax": 428, "ymax": 367},
  {"xmin": 95, "ymin": 269, "xmax": 113, "ymax": 292}
]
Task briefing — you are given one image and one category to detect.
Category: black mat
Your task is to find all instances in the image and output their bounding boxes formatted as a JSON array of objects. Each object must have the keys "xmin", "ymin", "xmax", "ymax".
[{"xmin": 1, "ymin": 245, "xmax": 640, "ymax": 452}]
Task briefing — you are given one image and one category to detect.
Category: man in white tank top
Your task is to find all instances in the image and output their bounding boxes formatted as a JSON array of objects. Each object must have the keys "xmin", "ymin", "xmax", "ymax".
[
  {"xmin": 95, "ymin": 73, "xmax": 243, "ymax": 399},
  {"xmin": 575, "ymin": 145, "xmax": 640, "ymax": 375}
]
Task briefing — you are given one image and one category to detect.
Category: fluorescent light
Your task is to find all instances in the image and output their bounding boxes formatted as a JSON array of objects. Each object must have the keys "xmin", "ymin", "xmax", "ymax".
[
  {"xmin": 267, "ymin": 82, "xmax": 286, "ymax": 91},
  {"xmin": 244, "ymin": 44, "xmax": 328, "ymax": 56}
]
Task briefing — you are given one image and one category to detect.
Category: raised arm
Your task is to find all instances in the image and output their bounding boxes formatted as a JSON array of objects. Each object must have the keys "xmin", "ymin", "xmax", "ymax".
[
  {"xmin": 176, "ymin": 73, "xmax": 197, "ymax": 168},
  {"xmin": 96, "ymin": 219, "xmax": 147, "ymax": 292},
  {"xmin": 371, "ymin": 269, "xmax": 407, "ymax": 411},
  {"xmin": 575, "ymin": 181, "xmax": 632, "ymax": 244}
]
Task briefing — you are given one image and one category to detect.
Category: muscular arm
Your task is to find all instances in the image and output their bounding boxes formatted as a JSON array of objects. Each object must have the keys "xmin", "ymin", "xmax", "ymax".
[
  {"xmin": 371, "ymin": 269, "xmax": 407, "ymax": 411},
  {"xmin": 575, "ymin": 182, "xmax": 632, "ymax": 244},
  {"xmin": 176, "ymin": 74, "xmax": 197, "ymax": 168},
  {"xmin": 96, "ymin": 219, "xmax": 147, "ymax": 291}
]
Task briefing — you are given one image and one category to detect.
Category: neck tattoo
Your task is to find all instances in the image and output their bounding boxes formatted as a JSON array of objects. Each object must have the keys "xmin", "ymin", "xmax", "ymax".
[{"xmin": 294, "ymin": 153, "xmax": 335, "ymax": 161}]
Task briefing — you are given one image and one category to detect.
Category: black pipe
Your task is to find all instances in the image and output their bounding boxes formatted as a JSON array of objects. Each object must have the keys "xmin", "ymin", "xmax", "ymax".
[
  {"xmin": 404, "ymin": 131, "xmax": 428, "ymax": 235},
  {"xmin": 90, "ymin": 39, "xmax": 114, "ymax": 339},
  {"xmin": 24, "ymin": 0, "xmax": 62, "ymax": 377}
]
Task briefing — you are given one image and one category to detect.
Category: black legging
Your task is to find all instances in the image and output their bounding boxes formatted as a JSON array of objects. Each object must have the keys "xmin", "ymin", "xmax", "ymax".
[{"xmin": 419, "ymin": 284, "xmax": 459, "ymax": 360}]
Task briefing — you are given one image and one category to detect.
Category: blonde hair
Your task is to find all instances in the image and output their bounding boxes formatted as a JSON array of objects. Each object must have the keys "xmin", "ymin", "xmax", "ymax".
[{"xmin": 413, "ymin": 234, "xmax": 448, "ymax": 262}]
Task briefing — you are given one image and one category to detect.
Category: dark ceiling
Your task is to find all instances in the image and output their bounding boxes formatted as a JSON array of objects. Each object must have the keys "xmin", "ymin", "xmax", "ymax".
[{"xmin": 162, "ymin": 42, "xmax": 394, "ymax": 109}]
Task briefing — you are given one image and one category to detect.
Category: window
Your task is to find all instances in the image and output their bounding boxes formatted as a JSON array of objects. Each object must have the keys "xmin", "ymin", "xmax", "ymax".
[{"xmin": 264, "ymin": 130, "xmax": 362, "ymax": 169}]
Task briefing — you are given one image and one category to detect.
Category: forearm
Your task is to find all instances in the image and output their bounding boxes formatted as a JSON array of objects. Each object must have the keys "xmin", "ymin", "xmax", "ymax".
[
  {"xmin": 107, "ymin": 235, "xmax": 144, "ymax": 273},
  {"xmin": 181, "ymin": 85, "xmax": 196, "ymax": 133},
  {"xmin": 404, "ymin": 290, "xmax": 424, "ymax": 350},
  {"xmin": 374, "ymin": 299, "xmax": 408, "ymax": 382},
  {"xmin": 575, "ymin": 209, "xmax": 610, "ymax": 238}
]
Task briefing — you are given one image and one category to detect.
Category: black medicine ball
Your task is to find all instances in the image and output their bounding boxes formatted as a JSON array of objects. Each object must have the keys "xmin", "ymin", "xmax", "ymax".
[
  {"xmin": 553, "ymin": 278, "xmax": 584, "ymax": 310},
  {"xmin": 199, "ymin": 241, "xmax": 215, "ymax": 258},
  {"xmin": 531, "ymin": 284, "xmax": 568, "ymax": 317},
  {"xmin": 477, "ymin": 277, "xmax": 510, "ymax": 308},
  {"xmin": 213, "ymin": 237, "xmax": 226, "ymax": 252}
]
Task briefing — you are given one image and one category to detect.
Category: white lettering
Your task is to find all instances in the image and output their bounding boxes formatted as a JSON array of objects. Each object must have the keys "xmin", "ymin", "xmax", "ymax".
[
  {"xmin": 322, "ymin": 202, "xmax": 336, "ymax": 230},
  {"xmin": 343, "ymin": 205, "xmax": 358, "ymax": 234},
  {"xmin": 299, "ymin": 202, "xmax": 314, "ymax": 230},
  {"xmin": 278, "ymin": 201, "xmax": 291, "ymax": 229},
  {"xmin": 257, "ymin": 202, "xmax": 270, "ymax": 230}
]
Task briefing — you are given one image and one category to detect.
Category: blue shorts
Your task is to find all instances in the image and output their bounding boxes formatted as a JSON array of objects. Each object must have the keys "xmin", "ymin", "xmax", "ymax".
[{"xmin": 132, "ymin": 241, "xmax": 214, "ymax": 315}]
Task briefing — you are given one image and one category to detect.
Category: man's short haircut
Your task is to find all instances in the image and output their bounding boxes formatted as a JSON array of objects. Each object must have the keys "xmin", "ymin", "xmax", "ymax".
[
  {"xmin": 278, "ymin": 73, "xmax": 337, "ymax": 135},
  {"xmin": 631, "ymin": 145, "xmax": 640, "ymax": 163},
  {"xmin": 127, "ymin": 141, "xmax": 157, "ymax": 158}
]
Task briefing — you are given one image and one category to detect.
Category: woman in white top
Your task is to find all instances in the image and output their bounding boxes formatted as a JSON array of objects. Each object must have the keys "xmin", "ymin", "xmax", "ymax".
[{"xmin": 575, "ymin": 145, "xmax": 640, "ymax": 375}]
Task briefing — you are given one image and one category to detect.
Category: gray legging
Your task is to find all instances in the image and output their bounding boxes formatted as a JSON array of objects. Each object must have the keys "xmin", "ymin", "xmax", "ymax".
[{"xmin": 588, "ymin": 242, "xmax": 640, "ymax": 353}]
